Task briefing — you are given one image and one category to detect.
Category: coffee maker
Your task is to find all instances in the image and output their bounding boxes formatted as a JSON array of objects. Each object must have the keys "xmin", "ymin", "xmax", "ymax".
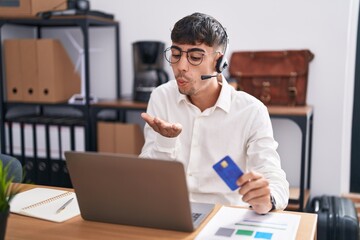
[{"xmin": 132, "ymin": 41, "xmax": 169, "ymax": 102}]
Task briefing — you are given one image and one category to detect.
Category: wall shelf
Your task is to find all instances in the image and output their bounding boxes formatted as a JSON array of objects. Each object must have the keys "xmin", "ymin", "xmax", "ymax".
[{"xmin": 0, "ymin": 15, "xmax": 120, "ymax": 187}]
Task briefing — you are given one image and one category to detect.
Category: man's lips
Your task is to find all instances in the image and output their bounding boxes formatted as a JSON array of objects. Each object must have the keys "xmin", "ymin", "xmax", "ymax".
[
  {"xmin": 177, "ymin": 79, "xmax": 187, "ymax": 85},
  {"xmin": 176, "ymin": 76, "xmax": 189, "ymax": 86}
]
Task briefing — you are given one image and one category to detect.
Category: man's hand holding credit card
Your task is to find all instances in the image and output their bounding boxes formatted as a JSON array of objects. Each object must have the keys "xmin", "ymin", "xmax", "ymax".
[{"xmin": 213, "ymin": 155, "xmax": 243, "ymax": 191}]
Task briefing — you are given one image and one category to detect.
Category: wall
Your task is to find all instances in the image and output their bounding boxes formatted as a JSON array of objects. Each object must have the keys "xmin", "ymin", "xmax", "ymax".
[
  {"xmin": 88, "ymin": 0, "xmax": 359, "ymax": 197},
  {"xmin": 0, "ymin": 0, "xmax": 357, "ymax": 196}
]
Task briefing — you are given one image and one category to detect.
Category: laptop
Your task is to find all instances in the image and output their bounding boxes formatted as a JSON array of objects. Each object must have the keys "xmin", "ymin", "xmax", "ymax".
[{"xmin": 65, "ymin": 151, "xmax": 215, "ymax": 232}]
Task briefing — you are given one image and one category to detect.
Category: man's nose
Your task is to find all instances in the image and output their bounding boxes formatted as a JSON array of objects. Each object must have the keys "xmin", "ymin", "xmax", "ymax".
[{"xmin": 176, "ymin": 53, "xmax": 190, "ymax": 71}]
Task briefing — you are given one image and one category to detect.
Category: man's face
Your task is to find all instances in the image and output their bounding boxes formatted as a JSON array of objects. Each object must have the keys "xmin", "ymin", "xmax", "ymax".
[{"xmin": 169, "ymin": 43, "xmax": 220, "ymax": 96}]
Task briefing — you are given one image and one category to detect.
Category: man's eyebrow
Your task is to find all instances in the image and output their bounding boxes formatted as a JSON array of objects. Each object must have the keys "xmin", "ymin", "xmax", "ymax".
[
  {"xmin": 187, "ymin": 48, "xmax": 206, "ymax": 53},
  {"xmin": 170, "ymin": 45, "xmax": 206, "ymax": 53}
]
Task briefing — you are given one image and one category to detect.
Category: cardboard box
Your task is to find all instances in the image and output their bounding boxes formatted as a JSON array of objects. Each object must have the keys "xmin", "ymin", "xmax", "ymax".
[
  {"xmin": 115, "ymin": 123, "xmax": 144, "ymax": 155},
  {"xmin": 97, "ymin": 122, "xmax": 145, "ymax": 155},
  {"xmin": 4, "ymin": 39, "xmax": 81, "ymax": 103},
  {"xmin": 0, "ymin": 0, "xmax": 67, "ymax": 17},
  {"xmin": 97, "ymin": 122, "xmax": 116, "ymax": 153}
]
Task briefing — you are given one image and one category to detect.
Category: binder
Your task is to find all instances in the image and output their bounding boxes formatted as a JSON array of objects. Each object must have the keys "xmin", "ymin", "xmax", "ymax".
[
  {"xmin": 35, "ymin": 124, "xmax": 46, "ymax": 158},
  {"xmin": 50, "ymin": 158, "xmax": 63, "ymax": 187},
  {"xmin": 4, "ymin": 122, "xmax": 11, "ymax": 154},
  {"xmin": 3, "ymin": 40, "xmax": 23, "ymax": 101},
  {"xmin": 47, "ymin": 119, "xmax": 76, "ymax": 187},
  {"xmin": 49, "ymin": 124, "xmax": 61, "ymax": 186},
  {"xmin": 36, "ymin": 123, "xmax": 51, "ymax": 185},
  {"xmin": 61, "ymin": 160, "xmax": 72, "ymax": 188},
  {"xmin": 61, "ymin": 121, "xmax": 75, "ymax": 187},
  {"xmin": 60, "ymin": 125, "xmax": 71, "ymax": 160},
  {"xmin": 49, "ymin": 125, "xmax": 60, "ymax": 160},
  {"xmin": 24, "ymin": 123, "xmax": 34, "ymax": 158},
  {"xmin": 74, "ymin": 125, "xmax": 85, "ymax": 151},
  {"xmin": 23, "ymin": 123, "xmax": 36, "ymax": 183},
  {"xmin": 11, "ymin": 122, "xmax": 22, "ymax": 156}
]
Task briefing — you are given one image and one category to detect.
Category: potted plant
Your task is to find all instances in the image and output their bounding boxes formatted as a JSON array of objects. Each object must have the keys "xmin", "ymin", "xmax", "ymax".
[{"xmin": 0, "ymin": 160, "xmax": 21, "ymax": 240}]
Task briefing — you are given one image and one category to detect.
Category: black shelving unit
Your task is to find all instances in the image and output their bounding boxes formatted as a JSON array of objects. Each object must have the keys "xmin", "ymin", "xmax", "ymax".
[{"xmin": 0, "ymin": 15, "xmax": 120, "ymax": 187}]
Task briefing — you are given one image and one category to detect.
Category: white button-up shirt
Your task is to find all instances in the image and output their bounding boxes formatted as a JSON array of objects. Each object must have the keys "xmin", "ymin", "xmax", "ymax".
[{"xmin": 140, "ymin": 79, "xmax": 289, "ymax": 210}]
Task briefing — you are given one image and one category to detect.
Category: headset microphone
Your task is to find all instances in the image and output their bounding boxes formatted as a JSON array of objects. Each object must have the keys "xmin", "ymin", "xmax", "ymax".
[{"xmin": 201, "ymin": 74, "xmax": 218, "ymax": 80}]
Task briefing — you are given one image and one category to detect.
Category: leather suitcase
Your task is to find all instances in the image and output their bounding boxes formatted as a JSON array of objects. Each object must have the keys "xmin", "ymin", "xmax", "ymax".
[
  {"xmin": 229, "ymin": 50, "xmax": 314, "ymax": 106},
  {"xmin": 306, "ymin": 195, "xmax": 359, "ymax": 240}
]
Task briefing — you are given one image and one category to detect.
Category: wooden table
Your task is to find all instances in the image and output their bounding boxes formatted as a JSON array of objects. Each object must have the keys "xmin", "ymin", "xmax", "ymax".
[{"xmin": 5, "ymin": 184, "xmax": 317, "ymax": 240}]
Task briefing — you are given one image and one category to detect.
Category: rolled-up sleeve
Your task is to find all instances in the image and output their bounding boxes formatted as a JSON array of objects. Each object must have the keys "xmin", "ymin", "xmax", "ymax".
[{"xmin": 246, "ymin": 105, "xmax": 289, "ymax": 210}]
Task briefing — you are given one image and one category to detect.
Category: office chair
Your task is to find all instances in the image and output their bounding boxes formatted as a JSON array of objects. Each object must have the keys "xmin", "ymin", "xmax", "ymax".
[{"xmin": 0, "ymin": 154, "xmax": 22, "ymax": 183}]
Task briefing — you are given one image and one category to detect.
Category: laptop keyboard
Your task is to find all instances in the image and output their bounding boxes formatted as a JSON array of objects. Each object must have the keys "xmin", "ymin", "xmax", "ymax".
[{"xmin": 192, "ymin": 212, "xmax": 202, "ymax": 222}]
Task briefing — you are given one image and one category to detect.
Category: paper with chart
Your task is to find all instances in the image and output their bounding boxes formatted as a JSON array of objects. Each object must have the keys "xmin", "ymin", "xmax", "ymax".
[{"xmin": 195, "ymin": 206, "xmax": 300, "ymax": 240}]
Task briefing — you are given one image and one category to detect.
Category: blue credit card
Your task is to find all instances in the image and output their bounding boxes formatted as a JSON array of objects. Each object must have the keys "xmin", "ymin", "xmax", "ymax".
[{"xmin": 213, "ymin": 156, "xmax": 243, "ymax": 191}]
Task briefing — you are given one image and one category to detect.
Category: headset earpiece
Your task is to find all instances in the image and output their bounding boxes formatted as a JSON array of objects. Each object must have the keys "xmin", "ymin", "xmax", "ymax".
[
  {"xmin": 215, "ymin": 55, "xmax": 228, "ymax": 73},
  {"xmin": 215, "ymin": 26, "xmax": 229, "ymax": 73}
]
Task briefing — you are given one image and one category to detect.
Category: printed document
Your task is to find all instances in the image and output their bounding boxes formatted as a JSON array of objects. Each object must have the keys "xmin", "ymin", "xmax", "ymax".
[{"xmin": 196, "ymin": 206, "xmax": 300, "ymax": 240}]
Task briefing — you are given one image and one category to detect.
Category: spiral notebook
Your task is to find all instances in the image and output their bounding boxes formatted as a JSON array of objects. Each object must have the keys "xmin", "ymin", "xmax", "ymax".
[{"xmin": 10, "ymin": 187, "xmax": 80, "ymax": 223}]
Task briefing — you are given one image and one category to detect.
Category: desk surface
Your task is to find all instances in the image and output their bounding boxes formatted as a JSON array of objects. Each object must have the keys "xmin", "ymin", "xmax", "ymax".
[{"xmin": 6, "ymin": 184, "xmax": 317, "ymax": 240}]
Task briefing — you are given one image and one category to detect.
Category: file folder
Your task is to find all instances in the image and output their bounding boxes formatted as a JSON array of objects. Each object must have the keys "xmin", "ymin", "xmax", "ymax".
[
  {"xmin": 37, "ymin": 39, "xmax": 81, "ymax": 103},
  {"xmin": 11, "ymin": 122, "xmax": 22, "ymax": 156},
  {"xmin": 74, "ymin": 125, "xmax": 85, "ymax": 151},
  {"xmin": 4, "ymin": 40, "xmax": 23, "ymax": 101},
  {"xmin": 20, "ymin": 40, "xmax": 39, "ymax": 102},
  {"xmin": 36, "ymin": 123, "xmax": 51, "ymax": 185},
  {"xmin": 23, "ymin": 123, "xmax": 36, "ymax": 183},
  {"xmin": 49, "ymin": 125, "xmax": 60, "ymax": 160},
  {"xmin": 4, "ymin": 122, "xmax": 11, "ymax": 154},
  {"xmin": 60, "ymin": 125, "xmax": 71, "ymax": 160},
  {"xmin": 35, "ymin": 124, "xmax": 46, "ymax": 158}
]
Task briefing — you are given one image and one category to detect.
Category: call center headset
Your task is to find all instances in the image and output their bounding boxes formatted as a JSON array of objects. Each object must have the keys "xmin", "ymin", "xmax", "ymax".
[
  {"xmin": 215, "ymin": 27, "xmax": 229, "ymax": 73},
  {"xmin": 201, "ymin": 23, "xmax": 229, "ymax": 80}
]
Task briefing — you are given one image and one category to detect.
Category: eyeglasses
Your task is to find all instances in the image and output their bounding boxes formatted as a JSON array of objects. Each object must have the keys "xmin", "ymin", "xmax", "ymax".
[{"xmin": 164, "ymin": 46, "xmax": 218, "ymax": 66}]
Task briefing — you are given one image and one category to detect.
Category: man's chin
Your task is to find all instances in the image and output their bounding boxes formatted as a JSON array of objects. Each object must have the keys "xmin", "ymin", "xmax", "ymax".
[
  {"xmin": 178, "ymin": 87, "xmax": 191, "ymax": 96},
  {"xmin": 178, "ymin": 88, "xmax": 186, "ymax": 95}
]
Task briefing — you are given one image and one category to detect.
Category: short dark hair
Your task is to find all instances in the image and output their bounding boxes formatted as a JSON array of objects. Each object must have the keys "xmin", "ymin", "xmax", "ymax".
[{"xmin": 171, "ymin": 12, "xmax": 227, "ymax": 49}]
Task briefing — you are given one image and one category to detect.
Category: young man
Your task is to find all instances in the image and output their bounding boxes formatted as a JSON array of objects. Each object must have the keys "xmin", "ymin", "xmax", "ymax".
[{"xmin": 140, "ymin": 12, "xmax": 289, "ymax": 214}]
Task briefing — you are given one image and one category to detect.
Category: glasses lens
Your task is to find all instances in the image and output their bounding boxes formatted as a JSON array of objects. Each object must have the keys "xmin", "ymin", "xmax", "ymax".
[
  {"xmin": 164, "ymin": 47, "xmax": 205, "ymax": 66},
  {"xmin": 165, "ymin": 47, "xmax": 181, "ymax": 64},
  {"xmin": 187, "ymin": 51, "xmax": 204, "ymax": 66}
]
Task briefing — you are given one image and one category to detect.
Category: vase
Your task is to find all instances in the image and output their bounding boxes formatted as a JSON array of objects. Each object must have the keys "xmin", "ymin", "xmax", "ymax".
[{"xmin": 0, "ymin": 207, "xmax": 9, "ymax": 240}]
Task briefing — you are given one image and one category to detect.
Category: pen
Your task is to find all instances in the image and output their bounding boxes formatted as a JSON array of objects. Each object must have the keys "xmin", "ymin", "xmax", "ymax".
[{"xmin": 56, "ymin": 198, "xmax": 74, "ymax": 214}]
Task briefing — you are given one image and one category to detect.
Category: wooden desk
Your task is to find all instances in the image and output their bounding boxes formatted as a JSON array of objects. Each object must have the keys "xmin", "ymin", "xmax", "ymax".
[{"xmin": 5, "ymin": 185, "xmax": 317, "ymax": 240}]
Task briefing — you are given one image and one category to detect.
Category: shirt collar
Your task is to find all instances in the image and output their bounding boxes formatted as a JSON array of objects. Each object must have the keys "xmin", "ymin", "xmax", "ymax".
[
  {"xmin": 176, "ymin": 77, "xmax": 232, "ymax": 113},
  {"xmin": 215, "ymin": 77, "xmax": 232, "ymax": 113}
]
